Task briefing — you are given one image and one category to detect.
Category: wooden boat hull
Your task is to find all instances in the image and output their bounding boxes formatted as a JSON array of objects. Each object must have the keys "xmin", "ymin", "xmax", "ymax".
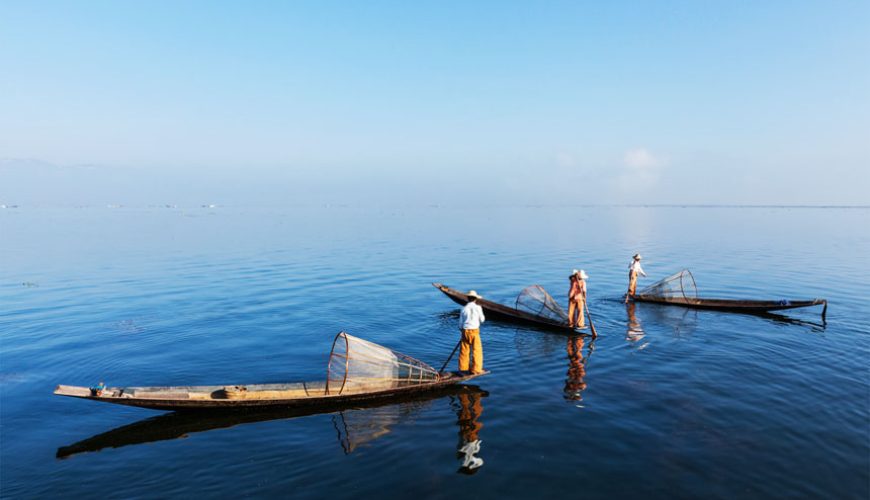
[
  {"xmin": 433, "ymin": 283, "xmax": 584, "ymax": 333},
  {"xmin": 633, "ymin": 295, "xmax": 827, "ymax": 317},
  {"xmin": 57, "ymin": 385, "xmax": 488, "ymax": 459},
  {"xmin": 54, "ymin": 371, "xmax": 488, "ymax": 412}
]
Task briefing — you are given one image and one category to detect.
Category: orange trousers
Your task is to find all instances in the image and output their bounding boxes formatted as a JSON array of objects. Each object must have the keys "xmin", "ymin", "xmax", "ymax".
[
  {"xmin": 627, "ymin": 271, "xmax": 638, "ymax": 297},
  {"xmin": 458, "ymin": 329, "xmax": 483, "ymax": 373},
  {"xmin": 568, "ymin": 299, "xmax": 585, "ymax": 328}
]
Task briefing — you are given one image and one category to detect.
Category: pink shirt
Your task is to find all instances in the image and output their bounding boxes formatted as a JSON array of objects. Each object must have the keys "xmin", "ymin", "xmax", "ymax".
[{"xmin": 569, "ymin": 278, "xmax": 586, "ymax": 301}]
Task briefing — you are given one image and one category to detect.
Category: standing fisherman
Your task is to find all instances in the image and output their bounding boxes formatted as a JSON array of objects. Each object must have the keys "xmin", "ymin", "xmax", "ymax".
[
  {"xmin": 568, "ymin": 269, "xmax": 588, "ymax": 328},
  {"xmin": 625, "ymin": 253, "xmax": 647, "ymax": 302},
  {"xmin": 459, "ymin": 290, "xmax": 486, "ymax": 374}
]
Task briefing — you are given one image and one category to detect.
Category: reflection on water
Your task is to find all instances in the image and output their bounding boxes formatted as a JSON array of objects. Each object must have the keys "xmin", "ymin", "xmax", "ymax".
[
  {"xmin": 58, "ymin": 386, "xmax": 487, "ymax": 459},
  {"xmin": 4, "ymin": 206, "xmax": 866, "ymax": 498},
  {"xmin": 632, "ymin": 301, "xmax": 825, "ymax": 339},
  {"xmin": 640, "ymin": 302, "xmax": 701, "ymax": 338},
  {"xmin": 453, "ymin": 390, "xmax": 486, "ymax": 474},
  {"xmin": 757, "ymin": 312, "xmax": 827, "ymax": 332},
  {"xmin": 334, "ymin": 405, "xmax": 414, "ymax": 454},
  {"xmin": 564, "ymin": 336, "xmax": 594, "ymax": 403},
  {"xmin": 625, "ymin": 302, "xmax": 645, "ymax": 343},
  {"xmin": 513, "ymin": 327, "xmax": 568, "ymax": 362}
]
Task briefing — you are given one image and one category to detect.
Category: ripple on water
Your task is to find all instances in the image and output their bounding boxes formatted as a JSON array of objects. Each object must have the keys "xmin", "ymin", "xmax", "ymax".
[{"xmin": 1, "ymin": 206, "xmax": 867, "ymax": 498}]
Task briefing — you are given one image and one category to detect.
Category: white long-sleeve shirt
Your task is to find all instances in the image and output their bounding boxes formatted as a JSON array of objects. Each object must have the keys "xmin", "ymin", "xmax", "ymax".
[
  {"xmin": 460, "ymin": 302, "xmax": 486, "ymax": 330},
  {"xmin": 629, "ymin": 260, "xmax": 646, "ymax": 277}
]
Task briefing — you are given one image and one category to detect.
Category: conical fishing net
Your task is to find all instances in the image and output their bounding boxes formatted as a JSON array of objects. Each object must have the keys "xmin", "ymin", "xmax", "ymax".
[
  {"xmin": 638, "ymin": 269, "xmax": 698, "ymax": 300},
  {"xmin": 326, "ymin": 332, "xmax": 440, "ymax": 395},
  {"xmin": 515, "ymin": 285, "xmax": 568, "ymax": 323}
]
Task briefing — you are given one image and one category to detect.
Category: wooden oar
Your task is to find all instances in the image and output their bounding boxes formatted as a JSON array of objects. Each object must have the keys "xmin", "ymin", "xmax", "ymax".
[
  {"xmin": 584, "ymin": 299, "xmax": 598, "ymax": 338},
  {"xmin": 439, "ymin": 338, "xmax": 462, "ymax": 374}
]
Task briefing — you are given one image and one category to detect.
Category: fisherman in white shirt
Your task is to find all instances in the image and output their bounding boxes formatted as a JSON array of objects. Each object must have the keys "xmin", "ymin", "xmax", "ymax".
[
  {"xmin": 625, "ymin": 253, "xmax": 647, "ymax": 302},
  {"xmin": 458, "ymin": 290, "xmax": 486, "ymax": 374}
]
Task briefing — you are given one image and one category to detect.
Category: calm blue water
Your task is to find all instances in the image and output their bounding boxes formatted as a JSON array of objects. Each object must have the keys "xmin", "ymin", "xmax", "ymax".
[{"xmin": 1, "ymin": 206, "xmax": 868, "ymax": 499}]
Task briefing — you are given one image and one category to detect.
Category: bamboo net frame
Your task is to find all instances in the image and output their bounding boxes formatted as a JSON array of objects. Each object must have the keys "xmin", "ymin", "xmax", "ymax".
[
  {"xmin": 516, "ymin": 285, "xmax": 569, "ymax": 322},
  {"xmin": 325, "ymin": 332, "xmax": 440, "ymax": 396},
  {"xmin": 638, "ymin": 269, "xmax": 698, "ymax": 300}
]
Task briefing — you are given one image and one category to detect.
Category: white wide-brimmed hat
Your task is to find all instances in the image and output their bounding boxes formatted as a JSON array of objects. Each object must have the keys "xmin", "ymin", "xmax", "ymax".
[
  {"xmin": 572, "ymin": 269, "xmax": 580, "ymax": 275},
  {"xmin": 633, "ymin": 254, "xmax": 642, "ymax": 260},
  {"xmin": 578, "ymin": 270, "xmax": 589, "ymax": 279},
  {"xmin": 467, "ymin": 290, "xmax": 482, "ymax": 299}
]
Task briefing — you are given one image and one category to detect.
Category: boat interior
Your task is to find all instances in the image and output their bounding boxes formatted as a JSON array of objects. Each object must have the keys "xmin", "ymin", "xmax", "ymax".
[{"xmin": 54, "ymin": 374, "xmax": 467, "ymax": 402}]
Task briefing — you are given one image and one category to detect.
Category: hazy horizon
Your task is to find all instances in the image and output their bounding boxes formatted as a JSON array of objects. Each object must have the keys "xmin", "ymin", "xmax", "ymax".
[{"xmin": 2, "ymin": 2, "xmax": 868, "ymax": 206}]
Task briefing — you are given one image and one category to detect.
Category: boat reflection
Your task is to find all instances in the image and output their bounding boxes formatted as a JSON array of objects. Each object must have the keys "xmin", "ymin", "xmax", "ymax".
[
  {"xmin": 332, "ymin": 393, "xmax": 443, "ymax": 454},
  {"xmin": 639, "ymin": 301, "xmax": 700, "ymax": 338},
  {"xmin": 757, "ymin": 312, "xmax": 827, "ymax": 332},
  {"xmin": 632, "ymin": 300, "xmax": 825, "ymax": 336},
  {"xmin": 564, "ymin": 335, "xmax": 594, "ymax": 403},
  {"xmin": 451, "ymin": 389, "xmax": 486, "ymax": 474},
  {"xmin": 512, "ymin": 325, "xmax": 568, "ymax": 363},
  {"xmin": 57, "ymin": 385, "xmax": 487, "ymax": 459}
]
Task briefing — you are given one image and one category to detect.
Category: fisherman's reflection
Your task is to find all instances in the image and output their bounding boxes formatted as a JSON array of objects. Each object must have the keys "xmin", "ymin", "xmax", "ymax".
[
  {"xmin": 564, "ymin": 336, "xmax": 593, "ymax": 403},
  {"xmin": 625, "ymin": 302, "xmax": 645, "ymax": 342},
  {"xmin": 454, "ymin": 390, "xmax": 484, "ymax": 474}
]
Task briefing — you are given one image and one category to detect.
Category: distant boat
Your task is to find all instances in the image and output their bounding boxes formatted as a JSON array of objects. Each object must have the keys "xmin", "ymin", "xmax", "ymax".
[
  {"xmin": 633, "ymin": 269, "xmax": 827, "ymax": 319},
  {"xmin": 55, "ymin": 332, "xmax": 487, "ymax": 411},
  {"xmin": 433, "ymin": 283, "xmax": 586, "ymax": 333}
]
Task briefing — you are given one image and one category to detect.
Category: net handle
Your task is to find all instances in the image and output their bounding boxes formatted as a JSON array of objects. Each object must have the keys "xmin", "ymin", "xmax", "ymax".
[{"xmin": 325, "ymin": 331, "xmax": 350, "ymax": 396}]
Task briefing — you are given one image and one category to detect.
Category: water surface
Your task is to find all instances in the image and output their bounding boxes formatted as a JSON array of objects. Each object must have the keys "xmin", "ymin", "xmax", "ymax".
[{"xmin": 1, "ymin": 206, "xmax": 868, "ymax": 498}]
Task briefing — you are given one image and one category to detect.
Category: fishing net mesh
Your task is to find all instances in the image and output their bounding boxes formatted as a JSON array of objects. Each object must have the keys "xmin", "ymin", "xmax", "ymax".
[
  {"xmin": 326, "ymin": 332, "xmax": 440, "ymax": 395},
  {"xmin": 638, "ymin": 269, "xmax": 698, "ymax": 300},
  {"xmin": 515, "ymin": 285, "xmax": 568, "ymax": 323},
  {"xmin": 333, "ymin": 402, "xmax": 426, "ymax": 453}
]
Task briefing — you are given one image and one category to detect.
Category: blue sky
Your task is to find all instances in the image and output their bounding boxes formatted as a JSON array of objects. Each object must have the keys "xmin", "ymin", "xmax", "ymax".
[{"xmin": 1, "ymin": 1, "xmax": 868, "ymax": 205}]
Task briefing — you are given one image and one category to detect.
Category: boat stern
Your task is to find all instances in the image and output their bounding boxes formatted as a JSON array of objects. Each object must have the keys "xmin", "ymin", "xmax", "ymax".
[{"xmin": 441, "ymin": 370, "xmax": 491, "ymax": 383}]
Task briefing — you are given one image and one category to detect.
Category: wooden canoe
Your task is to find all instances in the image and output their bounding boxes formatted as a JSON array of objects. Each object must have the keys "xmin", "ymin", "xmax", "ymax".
[
  {"xmin": 55, "ymin": 331, "xmax": 489, "ymax": 411},
  {"xmin": 57, "ymin": 384, "xmax": 488, "ymax": 459},
  {"xmin": 633, "ymin": 269, "xmax": 827, "ymax": 319},
  {"xmin": 54, "ymin": 371, "xmax": 487, "ymax": 412},
  {"xmin": 433, "ymin": 282, "xmax": 585, "ymax": 333},
  {"xmin": 633, "ymin": 295, "xmax": 828, "ymax": 318}
]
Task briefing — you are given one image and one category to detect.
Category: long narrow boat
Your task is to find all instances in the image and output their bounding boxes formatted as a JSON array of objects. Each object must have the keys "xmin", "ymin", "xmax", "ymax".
[
  {"xmin": 433, "ymin": 282, "xmax": 585, "ymax": 333},
  {"xmin": 57, "ymin": 385, "xmax": 487, "ymax": 459},
  {"xmin": 633, "ymin": 270, "xmax": 827, "ymax": 319},
  {"xmin": 54, "ymin": 332, "xmax": 488, "ymax": 411}
]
